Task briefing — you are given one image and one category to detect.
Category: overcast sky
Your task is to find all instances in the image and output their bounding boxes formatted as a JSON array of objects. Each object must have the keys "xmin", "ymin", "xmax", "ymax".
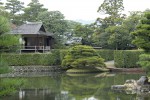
[{"xmin": 2, "ymin": 0, "xmax": 150, "ymax": 21}]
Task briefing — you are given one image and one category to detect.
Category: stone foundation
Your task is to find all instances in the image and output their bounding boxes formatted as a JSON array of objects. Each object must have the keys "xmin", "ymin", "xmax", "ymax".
[
  {"xmin": 0, "ymin": 66, "xmax": 63, "ymax": 77},
  {"xmin": 11, "ymin": 66, "xmax": 62, "ymax": 72}
]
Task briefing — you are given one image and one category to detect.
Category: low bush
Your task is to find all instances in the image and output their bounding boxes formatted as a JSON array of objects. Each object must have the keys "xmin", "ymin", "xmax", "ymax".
[
  {"xmin": 114, "ymin": 50, "xmax": 144, "ymax": 68},
  {"xmin": 137, "ymin": 53, "xmax": 150, "ymax": 72}
]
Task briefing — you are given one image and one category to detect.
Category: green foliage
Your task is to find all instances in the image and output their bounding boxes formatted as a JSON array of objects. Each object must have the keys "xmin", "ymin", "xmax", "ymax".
[
  {"xmin": 23, "ymin": 0, "xmax": 47, "ymax": 21},
  {"xmin": 38, "ymin": 11, "xmax": 67, "ymax": 34},
  {"xmin": 0, "ymin": 16, "xmax": 10, "ymax": 35},
  {"xmin": 71, "ymin": 57, "xmax": 105, "ymax": 68},
  {"xmin": 37, "ymin": 11, "xmax": 68, "ymax": 48},
  {"xmin": 0, "ymin": 16, "xmax": 20, "ymax": 53},
  {"xmin": 0, "ymin": 34, "xmax": 20, "ymax": 52},
  {"xmin": 131, "ymin": 12, "xmax": 150, "ymax": 52},
  {"xmin": 114, "ymin": 50, "xmax": 144, "ymax": 68},
  {"xmin": 5, "ymin": 0, "xmax": 24, "ymax": 24},
  {"xmin": 96, "ymin": 50, "xmax": 114, "ymax": 61},
  {"xmin": 1, "ymin": 51, "xmax": 61, "ymax": 66},
  {"xmin": 60, "ymin": 49, "xmax": 114, "ymax": 62},
  {"xmin": 74, "ymin": 24, "xmax": 94, "ymax": 45},
  {"xmin": 5, "ymin": 0, "xmax": 24, "ymax": 14},
  {"xmin": 0, "ymin": 7, "xmax": 10, "ymax": 18},
  {"xmin": 95, "ymin": 1, "xmax": 142, "ymax": 50},
  {"xmin": 98, "ymin": 0, "xmax": 124, "ymax": 16},
  {"xmin": 61, "ymin": 45, "xmax": 106, "ymax": 70},
  {"xmin": 137, "ymin": 53, "xmax": 150, "ymax": 72},
  {"xmin": 0, "ymin": 60, "xmax": 10, "ymax": 74},
  {"xmin": 95, "ymin": 12, "xmax": 142, "ymax": 50},
  {"xmin": 0, "ymin": 78, "xmax": 27, "ymax": 96}
]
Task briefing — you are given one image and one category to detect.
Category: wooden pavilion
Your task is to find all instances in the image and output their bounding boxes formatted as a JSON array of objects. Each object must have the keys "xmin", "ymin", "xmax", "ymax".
[{"xmin": 11, "ymin": 22, "xmax": 54, "ymax": 53}]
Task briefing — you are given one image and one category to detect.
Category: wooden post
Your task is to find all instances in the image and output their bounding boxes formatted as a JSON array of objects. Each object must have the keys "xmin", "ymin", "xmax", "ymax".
[{"xmin": 35, "ymin": 46, "xmax": 36, "ymax": 53}]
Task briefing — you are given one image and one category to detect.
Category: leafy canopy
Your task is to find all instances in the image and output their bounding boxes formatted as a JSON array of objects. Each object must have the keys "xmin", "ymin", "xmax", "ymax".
[
  {"xmin": 23, "ymin": 0, "xmax": 47, "ymax": 21},
  {"xmin": 132, "ymin": 12, "xmax": 150, "ymax": 52},
  {"xmin": 0, "ymin": 16, "xmax": 10, "ymax": 35}
]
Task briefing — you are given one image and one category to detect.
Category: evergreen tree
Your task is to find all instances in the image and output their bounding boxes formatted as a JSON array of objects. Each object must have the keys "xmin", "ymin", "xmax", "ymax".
[
  {"xmin": 5, "ymin": 0, "xmax": 24, "ymax": 24},
  {"xmin": 0, "ymin": 16, "xmax": 20, "ymax": 52},
  {"xmin": 0, "ymin": 16, "xmax": 10, "ymax": 35},
  {"xmin": 97, "ymin": 0, "xmax": 124, "ymax": 26},
  {"xmin": 23, "ymin": 0, "xmax": 47, "ymax": 21},
  {"xmin": 5, "ymin": 0, "xmax": 24, "ymax": 15},
  {"xmin": 132, "ymin": 12, "xmax": 150, "ymax": 52}
]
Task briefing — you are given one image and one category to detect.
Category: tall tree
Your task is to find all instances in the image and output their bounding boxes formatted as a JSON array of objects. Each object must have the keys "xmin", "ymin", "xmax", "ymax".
[
  {"xmin": 0, "ymin": 16, "xmax": 10, "ymax": 35},
  {"xmin": 95, "ymin": 0, "xmax": 130, "ymax": 49},
  {"xmin": 38, "ymin": 11, "xmax": 68, "ymax": 34},
  {"xmin": 5, "ymin": 0, "xmax": 24, "ymax": 24},
  {"xmin": 74, "ymin": 24, "xmax": 94, "ymax": 45},
  {"xmin": 0, "ymin": 16, "xmax": 20, "ymax": 52},
  {"xmin": 98, "ymin": 0, "xmax": 124, "ymax": 16},
  {"xmin": 23, "ymin": 0, "xmax": 47, "ymax": 21},
  {"xmin": 97, "ymin": 0, "xmax": 124, "ymax": 26},
  {"xmin": 132, "ymin": 11, "xmax": 150, "ymax": 52},
  {"xmin": 132, "ymin": 11, "xmax": 150, "ymax": 72},
  {"xmin": 5, "ymin": 0, "xmax": 24, "ymax": 15},
  {"xmin": 0, "ymin": 0, "xmax": 10, "ymax": 18},
  {"xmin": 38, "ymin": 11, "xmax": 68, "ymax": 48}
]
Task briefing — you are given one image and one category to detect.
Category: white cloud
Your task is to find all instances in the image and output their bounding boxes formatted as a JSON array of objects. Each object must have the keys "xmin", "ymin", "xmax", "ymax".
[
  {"xmin": 39, "ymin": 0, "xmax": 150, "ymax": 20},
  {"xmin": 123, "ymin": 0, "xmax": 150, "ymax": 14},
  {"xmin": 40, "ymin": 0, "xmax": 101, "ymax": 20}
]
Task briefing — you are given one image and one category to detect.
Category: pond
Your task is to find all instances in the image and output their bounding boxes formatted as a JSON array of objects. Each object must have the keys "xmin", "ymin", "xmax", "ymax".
[{"xmin": 1, "ymin": 72, "xmax": 150, "ymax": 100}]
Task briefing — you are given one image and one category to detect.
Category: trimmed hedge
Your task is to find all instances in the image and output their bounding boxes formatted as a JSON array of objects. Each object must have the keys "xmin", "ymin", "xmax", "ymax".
[
  {"xmin": 114, "ymin": 50, "xmax": 144, "ymax": 68},
  {"xmin": 1, "ymin": 49, "xmax": 144, "ymax": 68},
  {"xmin": 96, "ymin": 50, "xmax": 114, "ymax": 61},
  {"xmin": 1, "ymin": 50, "xmax": 61, "ymax": 66},
  {"xmin": 60, "ymin": 49, "xmax": 114, "ymax": 62}
]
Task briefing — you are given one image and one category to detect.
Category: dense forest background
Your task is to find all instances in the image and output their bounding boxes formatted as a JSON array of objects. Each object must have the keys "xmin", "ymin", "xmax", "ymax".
[{"xmin": 0, "ymin": 0, "xmax": 149, "ymax": 49}]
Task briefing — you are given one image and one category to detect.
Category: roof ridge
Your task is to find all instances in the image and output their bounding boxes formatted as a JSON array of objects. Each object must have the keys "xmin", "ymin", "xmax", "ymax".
[{"xmin": 26, "ymin": 21, "xmax": 42, "ymax": 24}]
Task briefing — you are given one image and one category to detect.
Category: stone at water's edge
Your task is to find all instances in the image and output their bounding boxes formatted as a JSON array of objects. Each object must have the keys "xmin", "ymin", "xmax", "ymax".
[
  {"xmin": 111, "ymin": 76, "xmax": 150, "ymax": 94},
  {"xmin": 137, "ymin": 76, "xmax": 150, "ymax": 85}
]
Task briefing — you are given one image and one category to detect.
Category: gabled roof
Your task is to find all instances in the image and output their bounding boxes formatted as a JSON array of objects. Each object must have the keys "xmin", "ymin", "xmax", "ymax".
[{"xmin": 11, "ymin": 22, "xmax": 53, "ymax": 36}]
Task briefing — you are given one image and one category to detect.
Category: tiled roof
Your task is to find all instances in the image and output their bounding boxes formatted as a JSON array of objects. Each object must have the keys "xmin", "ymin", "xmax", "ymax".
[{"xmin": 11, "ymin": 22, "xmax": 53, "ymax": 36}]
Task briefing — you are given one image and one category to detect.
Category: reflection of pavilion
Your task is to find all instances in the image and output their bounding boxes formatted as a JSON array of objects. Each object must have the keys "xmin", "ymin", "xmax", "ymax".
[{"xmin": 18, "ymin": 89, "xmax": 54, "ymax": 100}]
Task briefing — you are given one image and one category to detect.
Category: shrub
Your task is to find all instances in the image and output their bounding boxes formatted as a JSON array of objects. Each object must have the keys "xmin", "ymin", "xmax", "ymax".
[
  {"xmin": 114, "ymin": 50, "xmax": 144, "ymax": 68},
  {"xmin": 137, "ymin": 53, "xmax": 150, "ymax": 72},
  {"xmin": 61, "ymin": 45, "xmax": 106, "ymax": 70}
]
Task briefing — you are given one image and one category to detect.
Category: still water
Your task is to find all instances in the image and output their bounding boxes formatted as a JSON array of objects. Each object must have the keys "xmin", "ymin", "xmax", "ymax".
[{"xmin": 1, "ymin": 72, "xmax": 150, "ymax": 100}]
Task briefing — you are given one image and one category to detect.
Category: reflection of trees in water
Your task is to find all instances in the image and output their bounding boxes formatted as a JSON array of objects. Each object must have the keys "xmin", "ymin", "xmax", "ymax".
[
  {"xmin": 94, "ymin": 73, "xmax": 146, "ymax": 100},
  {"xmin": 2, "ymin": 73, "xmax": 148, "ymax": 100},
  {"xmin": 61, "ymin": 73, "xmax": 108, "ymax": 100},
  {"xmin": 0, "ymin": 78, "xmax": 26, "ymax": 97},
  {"xmin": 11, "ymin": 76, "xmax": 62, "ymax": 100},
  {"xmin": 61, "ymin": 73, "xmax": 145, "ymax": 100}
]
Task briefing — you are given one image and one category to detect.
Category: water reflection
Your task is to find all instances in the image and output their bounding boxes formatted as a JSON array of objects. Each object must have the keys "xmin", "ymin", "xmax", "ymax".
[{"xmin": 2, "ymin": 72, "xmax": 150, "ymax": 100}]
